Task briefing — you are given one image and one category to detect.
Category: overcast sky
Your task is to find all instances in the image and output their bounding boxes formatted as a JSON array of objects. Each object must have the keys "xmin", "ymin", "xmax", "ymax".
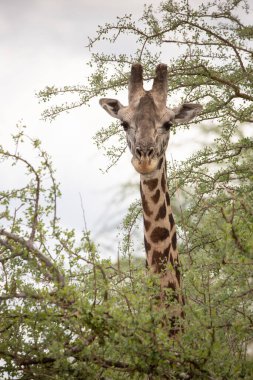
[{"xmin": 0, "ymin": 0, "xmax": 206, "ymax": 258}]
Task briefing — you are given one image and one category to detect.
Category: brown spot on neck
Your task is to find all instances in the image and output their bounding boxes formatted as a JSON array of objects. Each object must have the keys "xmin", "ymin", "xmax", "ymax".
[
  {"xmin": 151, "ymin": 189, "xmax": 160, "ymax": 203},
  {"xmin": 155, "ymin": 201, "xmax": 167, "ymax": 221},
  {"xmin": 143, "ymin": 218, "xmax": 151, "ymax": 231},
  {"xmin": 161, "ymin": 172, "xmax": 166, "ymax": 193},
  {"xmin": 171, "ymin": 232, "xmax": 177, "ymax": 250},
  {"xmin": 140, "ymin": 184, "xmax": 153, "ymax": 217},
  {"xmin": 163, "ymin": 245, "xmax": 170, "ymax": 259},
  {"xmin": 144, "ymin": 236, "xmax": 151, "ymax": 252},
  {"xmin": 150, "ymin": 227, "xmax": 170, "ymax": 243},
  {"xmin": 169, "ymin": 213, "xmax": 175, "ymax": 229},
  {"xmin": 143, "ymin": 178, "xmax": 158, "ymax": 191},
  {"xmin": 166, "ymin": 192, "xmax": 170, "ymax": 206},
  {"xmin": 152, "ymin": 250, "xmax": 167, "ymax": 272},
  {"xmin": 152, "ymin": 245, "xmax": 171, "ymax": 272}
]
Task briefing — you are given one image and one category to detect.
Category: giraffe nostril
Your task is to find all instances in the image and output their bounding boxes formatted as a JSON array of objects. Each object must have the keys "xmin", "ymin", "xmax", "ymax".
[
  {"xmin": 135, "ymin": 147, "xmax": 142, "ymax": 160},
  {"xmin": 147, "ymin": 147, "xmax": 154, "ymax": 159}
]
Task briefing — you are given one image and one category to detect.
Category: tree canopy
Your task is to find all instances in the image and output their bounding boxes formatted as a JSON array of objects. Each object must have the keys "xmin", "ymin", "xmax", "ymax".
[{"xmin": 1, "ymin": 0, "xmax": 253, "ymax": 379}]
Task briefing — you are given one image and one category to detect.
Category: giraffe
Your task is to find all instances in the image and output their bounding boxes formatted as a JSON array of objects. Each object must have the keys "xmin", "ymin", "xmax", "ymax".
[{"xmin": 99, "ymin": 63, "xmax": 202, "ymax": 315}]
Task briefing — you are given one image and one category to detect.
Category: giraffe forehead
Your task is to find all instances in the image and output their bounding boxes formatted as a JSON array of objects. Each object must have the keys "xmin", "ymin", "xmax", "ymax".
[
  {"xmin": 119, "ymin": 93, "xmax": 174, "ymax": 124},
  {"xmin": 137, "ymin": 93, "xmax": 156, "ymax": 111}
]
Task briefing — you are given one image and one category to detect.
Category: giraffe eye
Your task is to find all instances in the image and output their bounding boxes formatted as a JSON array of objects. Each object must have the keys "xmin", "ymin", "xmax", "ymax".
[
  {"xmin": 163, "ymin": 121, "xmax": 173, "ymax": 131},
  {"xmin": 121, "ymin": 121, "xmax": 130, "ymax": 131}
]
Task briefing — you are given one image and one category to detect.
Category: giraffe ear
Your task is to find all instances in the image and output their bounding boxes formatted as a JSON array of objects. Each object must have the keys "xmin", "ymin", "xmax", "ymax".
[
  {"xmin": 99, "ymin": 98, "xmax": 124, "ymax": 119},
  {"xmin": 173, "ymin": 103, "xmax": 202, "ymax": 124}
]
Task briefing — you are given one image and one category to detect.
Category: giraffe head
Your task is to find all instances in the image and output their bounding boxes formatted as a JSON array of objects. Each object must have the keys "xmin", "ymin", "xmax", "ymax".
[{"xmin": 99, "ymin": 63, "xmax": 202, "ymax": 175}]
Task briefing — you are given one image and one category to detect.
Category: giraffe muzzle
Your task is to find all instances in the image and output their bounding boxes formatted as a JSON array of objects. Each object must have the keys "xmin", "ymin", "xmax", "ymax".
[{"xmin": 131, "ymin": 155, "xmax": 159, "ymax": 174}]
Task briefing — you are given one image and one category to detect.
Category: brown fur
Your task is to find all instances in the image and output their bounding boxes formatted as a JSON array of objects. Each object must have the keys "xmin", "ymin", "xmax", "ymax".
[
  {"xmin": 150, "ymin": 227, "xmax": 170, "ymax": 243},
  {"xmin": 143, "ymin": 178, "xmax": 158, "ymax": 191},
  {"xmin": 151, "ymin": 189, "xmax": 160, "ymax": 204},
  {"xmin": 155, "ymin": 201, "xmax": 167, "ymax": 221}
]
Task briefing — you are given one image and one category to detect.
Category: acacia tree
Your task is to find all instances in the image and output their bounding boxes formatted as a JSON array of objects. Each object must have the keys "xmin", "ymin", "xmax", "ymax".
[{"xmin": 1, "ymin": 0, "xmax": 253, "ymax": 379}]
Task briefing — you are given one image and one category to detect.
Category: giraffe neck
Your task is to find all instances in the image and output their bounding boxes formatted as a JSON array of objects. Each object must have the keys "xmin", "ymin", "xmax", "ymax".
[{"xmin": 140, "ymin": 155, "xmax": 183, "ymax": 303}]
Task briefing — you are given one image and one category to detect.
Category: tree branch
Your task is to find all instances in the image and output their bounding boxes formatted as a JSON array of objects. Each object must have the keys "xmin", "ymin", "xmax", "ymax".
[{"xmin": 0, "ymin": 229, "xmax": 65, "ymax": 287}]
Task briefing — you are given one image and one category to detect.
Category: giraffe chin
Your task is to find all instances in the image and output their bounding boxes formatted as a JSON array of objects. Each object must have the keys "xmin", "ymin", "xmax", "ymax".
[{"xmin": 131, "ymin": 157, "xmax": 159, "ymax": 175}]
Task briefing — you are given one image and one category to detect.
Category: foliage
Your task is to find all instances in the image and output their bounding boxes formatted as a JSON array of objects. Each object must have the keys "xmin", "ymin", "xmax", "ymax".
[
  {"xmin": 1, "ymin": 0, "xmax": 253, "ymax": 379},
  {"xmin": 38, "ymin": 0, "xmax": 253, "ymax": 127},
  {"xmin": 1, "ymin": 127, "xmax": 253, "ymax": 378}
]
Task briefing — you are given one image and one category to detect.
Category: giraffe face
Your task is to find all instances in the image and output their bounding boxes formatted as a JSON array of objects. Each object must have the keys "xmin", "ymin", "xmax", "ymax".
[
  {"xmin": 99, "ymin": 64, "xmax": 202, "ymax": 175},
  {"xmin": 117, "ymin": 92, "xmax": 173, "ymax": 174}
]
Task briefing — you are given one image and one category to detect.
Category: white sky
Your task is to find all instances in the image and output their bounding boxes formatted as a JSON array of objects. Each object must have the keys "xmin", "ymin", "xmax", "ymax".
[{"xmin": 0, "ymin": 0, "xmax": 208, "ymax": 258}]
